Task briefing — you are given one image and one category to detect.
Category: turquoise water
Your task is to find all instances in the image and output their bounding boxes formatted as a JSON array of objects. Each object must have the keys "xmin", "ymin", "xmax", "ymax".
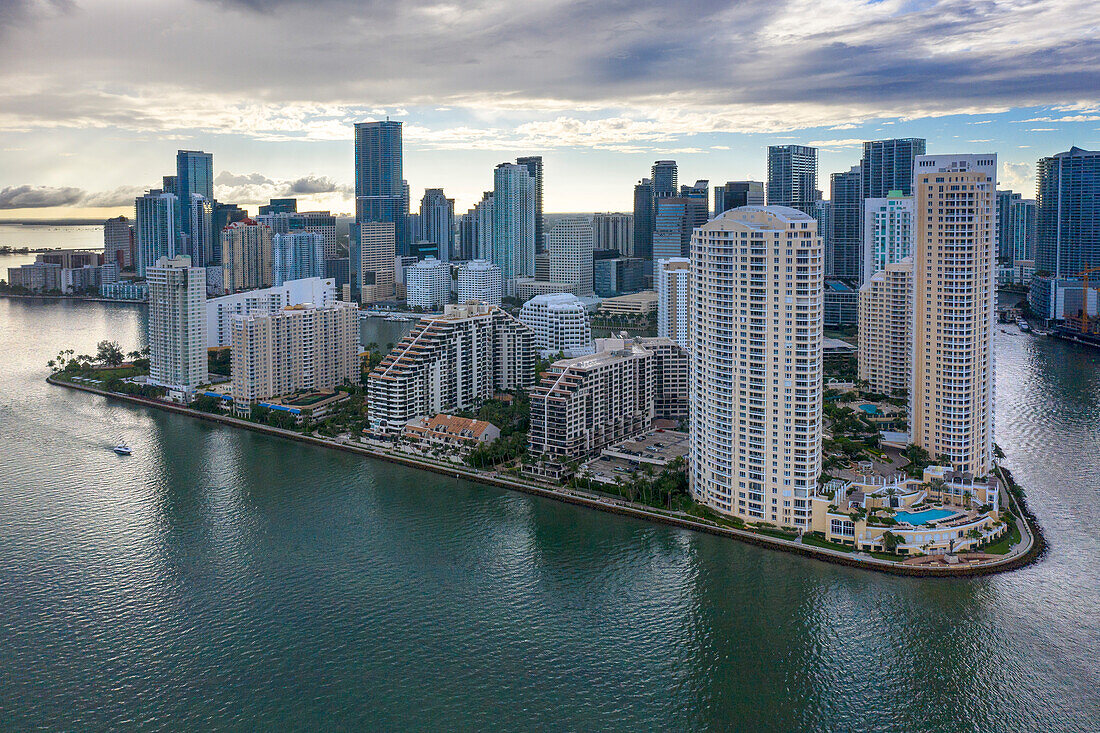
[
  {"xmin": 1, "ymin": 295, "xmax": 1098, "ymax": 731},
  {"xmin": 893, "ymin": 508, "xmax": 958, "ymax": 525},
  {"xmin": 858, "ymin": 404, "xmax": 881, "ymax": 415}
]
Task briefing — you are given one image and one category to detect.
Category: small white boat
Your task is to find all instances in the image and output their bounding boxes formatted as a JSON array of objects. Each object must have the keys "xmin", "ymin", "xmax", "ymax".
[{"xmin": 113, "ymin": 443, "xmax": 132, "ymax": 455}]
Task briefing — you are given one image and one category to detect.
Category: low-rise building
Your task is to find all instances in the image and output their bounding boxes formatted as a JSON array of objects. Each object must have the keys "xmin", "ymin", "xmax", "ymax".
[
  {"xmin": 366, "ymin": 302, "xmax": 535, "ymax": 434},
  {"xmin": 401, "ymin": 413, "xmax": 501, "ymax": 454},
  {"xmin": 519, "ymin": 292, "xmax": 594, "ymax": 357},
  {"xmin": 598, "ymin": 290, "xmax": 658, "ymax": 316},
  {"xmin": 100, "ymin": 280, "xmax": 148, "ymax": 301}
]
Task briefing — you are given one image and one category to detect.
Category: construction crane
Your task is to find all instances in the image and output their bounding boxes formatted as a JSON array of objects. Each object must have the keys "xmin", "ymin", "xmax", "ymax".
[{"xmin": 1076, "ymin": 267, "xmax": 1100, "ymax": 335}]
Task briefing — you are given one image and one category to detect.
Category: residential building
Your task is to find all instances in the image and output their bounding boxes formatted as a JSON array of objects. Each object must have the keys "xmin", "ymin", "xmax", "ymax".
[
  {"xmin": 100, "ymin": 280, "xmax": 148, "ymax": 301},
  {"xmin": 824, "ymin": 280, "xmax": 858, "ymax": 327},
  {"xmin": 689, "ymin": 206, "xmax": 823, "ymax": 526},
  {"xmin": 656, "ymin": 257, "xmax": 690, "ymax": 351},
  {"xmin": 652, "ymin": 195, "xmax": 708, "ymax": 278},
  {"xmin": 456, "ymin": 259, "xmax": 503, "ymax": 306},
  {"xmin": 519, "ymin": 293, "xmax": 594, "ymax": 357},
  {"xmin": 401, "ymin": 414, "xmax": 501, "ymax": 454},
  {"xmin": 393, "ymin": 254, "xmax": 419, "ymax": 299},
  {"xmin": 527, "ymin": 337, "xmax": 655, "ymax": 474},
  {"xmin": 830, "ymin": 165, "xmax": 863, "ymax": 280},
  {"xmin": 221, "ymin": 219, "xmax": 274, "ymax": 292},
  {"xmin": 546, "ymin": 216, "xmax": 595, "ymax": 296},
  {"xmin": 1030, "ymin": 147, "xmax": 1100, "ymax": 321},
  {"xmin": 714, "ymin": 181, "xmax": 765, "ymax": 217},
  {"xmin": 406, "ymin": 256, "xmax": 451, "ymax": 310},
  {"xmin": 862, "ymin": 191, "xmax": 915, "ymax": 283},
  {"xmin": 598, "ymin": 291, "xmax": 658, "ymax": 316},
  {"xmin": 230, "ymin": 302, "xmax": 360, "ymax": 409},
  {"xmin": 273, "ymin": 232, "xmax": 325, "ymax": 286},
  {"xmin": 184, "ymin": 194, "xmax": 215, "ymax": 267},
  {"xmin": 996, "ymin": 190, "xmax": 1023, "ymax": 262},
  {"xmin": 632, "ymin": 178, "xmax": 654, "ymax": 262},
  {"xmin": 257, "ymin": 210, "xmax": 338, "ymax": 260},
  {"xmin": 6, "ymin": 262, "xmax": 61, "ymax": 292},
  {"xmin": 860, "ymin": 137, "xmax": 925, "ymax": 202},
  {"xmin": 858, "ymin": 258, "xmax": 913, "ymax": 394},
  {"xmin": 420, "ymin": 188, "xmax": 455, "ymax": 263},
  {"xmin": 354, "ymin": 120, "xmax": 408, "ymax": 254},
  {"xmin": 516, "ymin": 156, "xmax": 545, "ymax": 253},
  {"xmin": 175, "ymin": 150, "xmax": 214, "ymax": 254},
  {"xmin": 636, "ymin": 336, "xmax": 689, "ymax": 421},
  {"xmin": 492, "ymin": 163, "xmax": 537, "ymax": 294},
  {"xmin": 767, "ymin": 145, "xmax": 819, "ymax": 216},
  {"xmin": 35, "ymin": 249, "xmax": 102, "ymax": 269},
  {"xmin": 212, "ymin": 202, "xmax": 247, "ymax": 258},
  {"xmin": 103, "ymin": 215, "xmax": 134, "ymax": 269},
  {"xmin": 911, "ymin": 153, "xmax": 997, "ymax": 476},
  {"xmin": 1011, "ymin": 198, "xmax": 1038, "ymax": 265},
  {"xmin": 147, "ymin": 255, "xmax": 207, "ymax": 392},
  {"xmin": 594, "ymin": 257, "xmax": 645, "ymax": 297},
  {"xmin": 349, "ymin": 221, "xmax": 396, "ymax": 303},
  {"xmin": 474, "ymin": 191, "xmax": 494, "ymax": 261},
  {"xmin": 814, "ymin": 200, "xmax": 832, "ymax": 274},
  {"xmin": 62, "ymin": 262, "xmax": 117, "ymax": 294},
  {"xmin": 592, "ymin": 213, "xmax": 633, "ymax": 255},
  {"xmin": 366, "ymin": 302, "xmax": 535, "ymax": 433},
  {"xmin": 135, "ymin": 189, "xmax": 178, "ymax": 276},
  {"xmin": 206, "ymin": 277, "xmax": 337, "ymax": 348},
  {"xmin": 652, "ymin": 160, "xmax": 678, "ymax": 201}
]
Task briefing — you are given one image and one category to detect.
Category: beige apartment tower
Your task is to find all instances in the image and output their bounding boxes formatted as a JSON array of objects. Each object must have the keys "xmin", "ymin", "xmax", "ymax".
[
  {"xmin": 911, "ymin": 154, "xmax": 996, "ymax": 476},
  {"xmin": 689, "ymin": 206, "xmax": 823, "ymax": 528},
  {"xmin": 858, "ymin": 257, "xmax": 913, "ymax": 394}
]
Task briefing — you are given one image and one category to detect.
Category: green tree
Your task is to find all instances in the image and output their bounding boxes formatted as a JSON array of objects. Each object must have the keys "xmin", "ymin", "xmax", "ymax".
[{"xmin": 96, "ymin": 340, "xmax": 125, "ymax": 367}]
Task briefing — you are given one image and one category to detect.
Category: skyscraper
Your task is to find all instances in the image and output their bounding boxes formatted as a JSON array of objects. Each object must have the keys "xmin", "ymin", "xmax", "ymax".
[
  {"xmin": 456, "ymin": 259, "xmax": 502, "ymax": 306},
  {"xmin": 1011, "ymin": 198, "xmax": 1038, "ymax": 264},
  {"xmin": 175, "ymin": 150, "xmax": 214, "ymax": 202},
  {"xmin": 491, "ymin": 163, "xmax": 536, "ymax": 295},
  {"xmin": 354, "ymin": 120, "xmax": 408, "ymax": 254},
  {"xmin": 862, "ymin": 190, "xmax": 915, "ymax": 283},
  {"xmin": 651, "ymin": 160, "xmax": 678, "ymax": 200},
  {"xmin": 713, "ymin": 181, "xmax": 765, "ymax": 216},
  {"xmin": 135, "ymin": 189, "xmax": 178, "ymax": 276},
  {"xmin": 405, "ymin": 257, "xmax": 451, "ymax": 310},
  {"xmin": 420, "ymin": 188, "xmax": 456, "ymax": 263},
  {"xmin": 516, "ymin": 156, "xmax": 544, "ymax": 253},
  {"xmin": 996, "ymin": 190, "xmax": 1023, "ymax": 262},
  {"xmin": 175, "ymin": 150, "xmax": 214, "ymax": 258},
  {"xmin": 858, "ymin": 258, "xmax": 913, "ymax": 394},
  {"xmin": 273, "ymin": 232, "xmax": 325, "ymax": 286},
  {"xmin": 656, "ymin": 257, "xmax": 690, "ymax": 352},
  {"xmin": 103, "ymin": 215, "xmax": 133, "ymax": 269},
  {"xmin": 186, "ymin": 193, "xmax": 215, "ymax": 266},
  {"xmin": 689, "ymin": 206, "xmax": 823, "ymax": 526},
  {"xmin": 911, "ymin": 153, "xmax": 997, "ymax": 476},
  {"xmin": 632, "ymin": 178, "xmax": 654, "ymax": 261},
  {"xmin": 259, "ymin": 198, "xmax": 297, "ymax": 215},
  {"xmin": 767, "ymin": 145, "xmax": 819, "ymax": 216},
  {"xmin": 652, "ymin": 196, "xmax": 708, "ymax": 276},
  {"xmin": 592, "ymin": 213, "xmax": 633, "ymax": 255},
  {"xmin": 546, "ymin": 216, "xmax": 594, "ymax": 296},
  {"xmin": 221, "ymin": 219, "xmax": 274, "ymax": 292},
  {"xmin": 1030, "ymin": 147, "xmax": 1100, "ymax": 320},
  {"xmin": 830, "ymin": 165, "xmax": 863, "ymax": 280},
  {"xmin": 147, "ymin": 255, "xmax": 206, "ymax": 392},
  {"xmin": 474, "ymin": 191, "xmax": 494, "ymax": 261},
  {"xmin": 349, "ymin": 221, "xmax": 396, "ymax": 303},
  {"xmin": 860, "ymin": 138, "xmax": 926, "ymax": 199}
]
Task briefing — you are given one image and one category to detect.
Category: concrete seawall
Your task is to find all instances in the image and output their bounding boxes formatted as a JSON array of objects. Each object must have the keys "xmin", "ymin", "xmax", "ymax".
[{"xmin": 48, "ymin": 376, "xmax": 1042, "ymax": 578}]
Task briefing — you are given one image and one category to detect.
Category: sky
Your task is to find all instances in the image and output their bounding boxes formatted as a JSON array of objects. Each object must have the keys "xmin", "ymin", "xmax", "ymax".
[{"xmin": 0, "ymin": 0, "xmax": 1098, "ymax": 220}]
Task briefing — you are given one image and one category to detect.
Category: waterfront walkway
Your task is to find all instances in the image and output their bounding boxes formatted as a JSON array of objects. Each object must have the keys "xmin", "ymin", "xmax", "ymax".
[{"xmin": 48, "ymin": 376, "xmax": 1042, "ymax": 578}]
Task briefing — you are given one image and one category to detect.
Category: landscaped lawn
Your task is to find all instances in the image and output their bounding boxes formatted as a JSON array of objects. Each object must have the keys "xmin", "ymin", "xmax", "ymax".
[
  {"xmin": 801, "ymin": 533, "xmax": 855, "ymax": 553},
  {"xmin": 981, "ymin": 522, "xmax": 1021, "ymax": 555}
]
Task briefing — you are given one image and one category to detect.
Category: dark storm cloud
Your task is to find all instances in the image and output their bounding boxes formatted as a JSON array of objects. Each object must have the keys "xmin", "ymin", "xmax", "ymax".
[{"xmin": 0, "ymin": 184, "xmax": 146, "ymax": 209}]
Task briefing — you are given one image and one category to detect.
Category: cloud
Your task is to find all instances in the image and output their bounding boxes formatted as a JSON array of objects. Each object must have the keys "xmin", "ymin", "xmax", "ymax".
[
  {"xmin": 0, "ymin": 183, "xmax": 147, "ymax": 209},
  {"xmin": 1001, "ymin": 162, "xmax": 1034, "ymax": 194},
  {"xmin": 213, "ymin": 171, "xmax": 350, "ymax": 204}
]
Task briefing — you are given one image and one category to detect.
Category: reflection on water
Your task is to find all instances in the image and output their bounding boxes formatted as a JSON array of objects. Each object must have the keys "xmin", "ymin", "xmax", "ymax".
[{"xmin": 0, "ymin": 297, "xmax": 1097, "ymax": 732}]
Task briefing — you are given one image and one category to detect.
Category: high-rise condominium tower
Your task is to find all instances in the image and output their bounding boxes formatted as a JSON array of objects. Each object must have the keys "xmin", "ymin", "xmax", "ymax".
[
  {"xmin": 713, "ymin": 181, "xmax": 765, "ymax": 217},
  {"xmin": 350, "ymin": 221, "xmax": 396, "ymax": 303},
  {"xmin": 1030, "ymin": 147, "xmax": 1100, "ymax": 320},
  {"xmin": 221, "ymin": 219, "xmax": 274, "ymax": 292},
  {"xmin": 656, "ymin": 257, "xmax": 690, "ymax": 352},
  {"xmin": 858, "ymin": 258, "xmax": 912, "ymax": 394},
  {"xmin": 652, "ymin": 196, "xmax": 708, "ymax": 278},
  {"xmin": 546, "ymin": 216, "xmax": 595, "ymax": 296},
  {"xmin": 516, "ymin": 156, "xmax": 544, "ymax": 253},
  {"xmin": 651, "ymin": 161, "xmax": 678, "ymax": 201},
  {"xmin": 492, "ymin": 163, "xmax": 536, "ymax": 295},
  {"xmin": 420, "ymin": 188, "xmax": 456, "ymax": 263},
  {"xmin": 860, "ymin": 138, "xmax": 926, "ymax": 199},
  {"xmin": 354, "ymin": 120, "xmax": 407, "ymax": 254},
  {"xmin": 103, "ymin": 215, "xmax": 133, "ymax": 269},
  {"xmin": 175, "ymin": 150, "xmax": 214, "ymax": 259},
  {"xmin": 767, "ymin": 145, "xmax": 819, "ymax": 216},
  {"xmin": 592, "ymin": 213, "xmax": 633, "ymax": 255},
  {"xmin": 911, "ymin": 154, "xmax": 997, "ymax": 476},
  {"xmin": 996, "ymin": 190, "xmax": 1023, "ymax": 262},
  {"xmin": 135, "ymin": 189, "xmax": 178, "ymax": 276},
  {"xmin": 830, "ymin": 165, "xmax": 863, "ymax": 280},
  {"xmin": 147, "ymin": 255, "xmax": 206, "ymax": 391},
  {"xmin": 632, "ymin": 178, "xmax": 655, "ymax": 261},
  {"xmin": 862, "ymin": 190, "xmax": 915, "ymax": 283},
  {"xmin": 273, "ymin": 232, "xmax": 325, "ymax": 286},
  {"xmin": 689, "ymin": 206, "xmax": 823, "ymax": 527}
]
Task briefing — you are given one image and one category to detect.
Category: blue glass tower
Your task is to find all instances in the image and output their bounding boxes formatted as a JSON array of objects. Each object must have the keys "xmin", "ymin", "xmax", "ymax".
[{"xmin": 354, "ymin": 120, "xmax": 408, "ymax": 255}]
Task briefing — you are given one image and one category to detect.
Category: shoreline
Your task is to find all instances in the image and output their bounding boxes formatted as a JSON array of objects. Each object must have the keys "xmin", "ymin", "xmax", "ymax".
[
  {"xmin": 1, "ymin": 292, "xmax": 145, "ymax": 305},
  {"xmin": 48, "ymin": 375, "xmax": 1042, "ymax": 578}
]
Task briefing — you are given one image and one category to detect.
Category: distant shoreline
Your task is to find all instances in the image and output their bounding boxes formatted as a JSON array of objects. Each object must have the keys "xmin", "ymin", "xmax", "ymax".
[
  {"xmin": 0, "ymin": 293, "xmax": 145, "ymax": 305},
  {"xmin": 0, "ymin": 220, "xmax": 108, "ymax": 227},
  {"xmin": 48, "ymin": 374, "xmax": 1042, "ymax": 579}
]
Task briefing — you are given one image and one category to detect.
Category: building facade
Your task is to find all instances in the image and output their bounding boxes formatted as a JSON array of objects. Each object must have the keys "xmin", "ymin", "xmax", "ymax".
[
  {"xmin": 354, "ymin": 120, "xmax": 408, "ymax": 255},
  {"xmin": 519, "ymin": 293, "xmax": 594, "ymax": 357},
  {"xmin": 656, "ymin": 257, "xmax": 690, "ymax": 352},
  {"xmin": 273, "ymin": 232, "xmax": 325, "ymax": 286},
  {"xmin": 829, "ymin": 165, "xmax": 863, "ymax": 281},
  {"xmin": 221, "ymin": 219, "xmax": 274, "ymax": 292},
  {"xmin": 350, "ymin": 221, "xmax": 396, "ymax": 303},
  {"xmin": 455, "ymin": 259, "xmax": 503, "ymax": 306},
  {"xmin": 419, "ymin": 188, "xmax": 455, "ymax": 263},
  {"xmin": 206, "ymin": 277, "xmax": 337, "ymax": 348},
  {"xmin": 713, "ymin": 181, "xmax": 765, "ymax": 217},
  {"xmin": 406, "ymin": 256, "xmax": 451, "ymax": 310},
  {"xmin": 858, "ymin": 258, "xmax": 913, "ymax": 394},
  {"xmin": 592, "ymin": 213, "xmax": 633, "ymax": 255},
  {"xmin": 689, "ymin": 206, "xmax": 823, "ymax": 527},
  {"xmin": 135, "ymin": 189, "xmax": 178, "ymax": 276},
  {"xmin": 862, "ymin": 191, "xmax": 915, "ymax": 283},
  {"xmin": 257, "ymin": 210, "xmax": 338, "ymax": 261},
  {"xmin": 103, "ymin": 215, "xmax": 134, "ymax": 269},
  {"xmin": 492, "ymin": 163, "xmax": 536, "ymax": 295},
  {"xmin": 366, "ymin": 302, "xmax": 535, "ymax": 433},
  {"xmin": 767, "ymin": 145, "xmax": 819, "ymax": 216},
  {"xmin": 911, "ymin": 154, "xmax": 997, "ymax": 476},
  {"xmin": 147, "ymin": 255, "xmax": 207, "ymax": 391},
  {"xmin": 546, "ymin": 216, "xmax": 595, "ymax": 296},
  {"xmin": 516, "ymin": 156, "xmax": 544, "ymax": 253}
]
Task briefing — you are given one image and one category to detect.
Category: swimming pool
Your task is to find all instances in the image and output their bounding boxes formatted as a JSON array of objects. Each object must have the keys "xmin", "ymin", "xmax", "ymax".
[
  {"xmin": 858, "ymin": 404, "xmax": 881, "ymax": 416},
  {"xmin": 893, "ymin": 508, "xmax": 958, "ymax": 526}
]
